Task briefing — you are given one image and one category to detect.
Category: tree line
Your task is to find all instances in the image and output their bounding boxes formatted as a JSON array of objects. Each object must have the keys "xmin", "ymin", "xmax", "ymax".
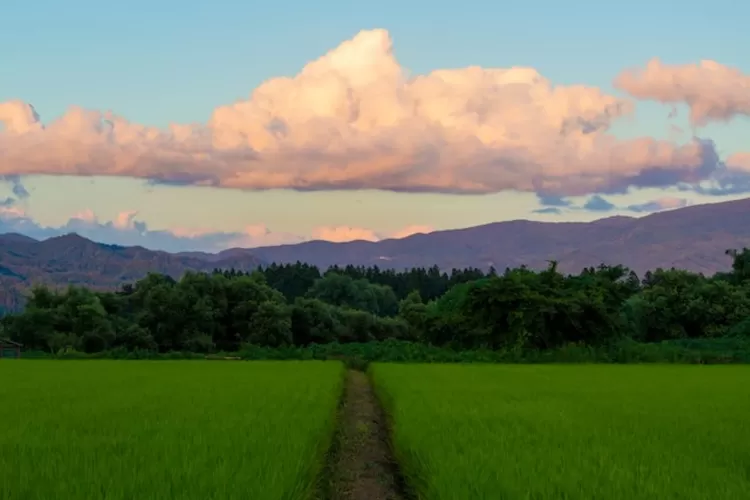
[{"xmin": 3, "ymin": 250, "xmax": 750, "ymax": 355}]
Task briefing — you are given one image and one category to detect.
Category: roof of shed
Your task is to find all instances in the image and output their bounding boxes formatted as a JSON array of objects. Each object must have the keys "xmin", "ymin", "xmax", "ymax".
[{"xmin": 0, "ymin": 338, "xmax": 22, "ymax": 347}]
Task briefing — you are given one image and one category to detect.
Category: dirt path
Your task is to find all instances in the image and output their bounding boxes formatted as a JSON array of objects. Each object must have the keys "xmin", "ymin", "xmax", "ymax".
[{"xmin": 327, "ymin": 369, "xmax": 407, "ymax": 500}]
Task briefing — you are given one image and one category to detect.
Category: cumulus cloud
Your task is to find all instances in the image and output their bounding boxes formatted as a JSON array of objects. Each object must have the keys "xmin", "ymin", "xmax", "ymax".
[
  {"xmin": 2, "ymin": 175, "xmax": 30, "ymax": 199},
  {"xmin": 311, "ymin": 226, "xmax": 380, "ymax": 243},
  {"xmin": 311, "ymin": 224, "xmax": 433, "ymax": 243},
  {"xmin": 626, "ymin": 197, "xmax": 690, "ymax": 213},
  {"xmin": 670, "ymin": 152, "xmax": 750, "ymax": 196},
  {"xmin": 582, "ymin": 195, "xmax": 616, "ymax": 212},
  {"xmin": 535, "ymin": 194, "xmax": 691, "ymax": 216},
  {"xmin": 389, "ymin": 225, "xmax": 433, "ymax": 239},
  {"xmin": 615, "ymin": 58, "xmax": 750, "ymax": 126},
  {"xmin": 729, "ymin": 153, "xmax": 750, "ymax": 171},
  {"xmin": 0, "ymin": 207, "xmax": 432, "ymax": 252},
  {"xmin": 532, "ymin": 207, "xmax": 563, "ymax": 215},
  {"xmin": 537, "ymin": 194, "xmax": 572, "ymax": 207},
  {"xmin": 0, "ymin": 30, "xmax": 733, "ymax": 196},
  {"xmin": 613, "ymin": 58, "xmax": 750, "ymax": 195}
]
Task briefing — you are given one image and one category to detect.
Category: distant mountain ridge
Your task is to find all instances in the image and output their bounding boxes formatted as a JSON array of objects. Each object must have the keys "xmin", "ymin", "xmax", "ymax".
[
  {"xmin": 246, "ymin": 198, "xmax": 750, "ymax": 274},
  {"xmin": 0, "ymin": 233, "xmax": 266, "ymax": 312},
  {"xmin": 1, "ymin": 197, "xmax": 750, "ymax": 312}
]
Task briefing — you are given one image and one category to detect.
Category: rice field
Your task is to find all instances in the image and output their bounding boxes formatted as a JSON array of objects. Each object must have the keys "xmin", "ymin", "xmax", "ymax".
[
  {"xmin": 0, "ymin": 360, "xmax": 344, "ymax": 500},
  {"xmin": 371, "ymin": 363, "xmax": 750, "ymax": 500}
]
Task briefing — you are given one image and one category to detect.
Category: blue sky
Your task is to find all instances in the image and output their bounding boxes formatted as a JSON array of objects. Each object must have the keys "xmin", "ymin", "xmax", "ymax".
[{"xmin": 1, "ymin": 0, "xmax": 749, "ymax": 251}]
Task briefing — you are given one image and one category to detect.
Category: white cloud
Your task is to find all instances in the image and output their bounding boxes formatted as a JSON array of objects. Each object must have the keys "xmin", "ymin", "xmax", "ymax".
[
  {"xmin": 615, "ymin": 59, "xmax": 750, "ymax": 125},
  {"xmin": 0, "ymin": 208, "xmax": 434, "ymax": 252},
  {"xmin": 0, "ymin": 30, "xmax": 734, "ymax": 196}
]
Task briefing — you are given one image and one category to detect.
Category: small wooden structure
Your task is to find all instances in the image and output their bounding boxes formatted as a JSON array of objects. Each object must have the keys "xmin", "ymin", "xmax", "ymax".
[{"xmin": 0, "ymin": 338, "xmax": 22, "ymax": 359}]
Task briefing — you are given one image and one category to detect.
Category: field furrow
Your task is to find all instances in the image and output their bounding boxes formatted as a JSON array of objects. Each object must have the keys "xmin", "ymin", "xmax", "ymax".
[{"xmin": 326, "ymin": 369, "xmax": 406, "ymax": 500}]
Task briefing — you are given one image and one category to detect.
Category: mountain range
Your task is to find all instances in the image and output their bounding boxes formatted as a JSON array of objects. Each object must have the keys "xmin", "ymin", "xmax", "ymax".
[
  {"xmin": 0, "ymin": 233, "xmax": 264, "ymax": 312},
  {"xmin": 1, "ymin": 197, "xmax": 749, "ymax": 311}
]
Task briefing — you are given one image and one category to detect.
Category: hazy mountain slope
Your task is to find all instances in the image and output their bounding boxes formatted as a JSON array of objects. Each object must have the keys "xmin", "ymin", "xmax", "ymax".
[
  {"xmin": 2, "ymin": 197, "xmax": 749, "ymax": 312},
  {"xmin": 251, "ymin": 198, "xmax": 750, "ymax": 274},
  {"xmin": 0, "ymin": 234, "xmax": 265, "ymax": 312}
]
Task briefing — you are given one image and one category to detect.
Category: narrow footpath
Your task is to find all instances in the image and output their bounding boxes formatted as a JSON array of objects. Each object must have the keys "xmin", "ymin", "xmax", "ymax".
[{"xmin": 326, "ymin": 370, "xmax": 407, "ymax": 500}]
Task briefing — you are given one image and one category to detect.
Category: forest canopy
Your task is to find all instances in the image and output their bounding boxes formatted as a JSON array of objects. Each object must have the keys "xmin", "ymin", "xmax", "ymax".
[{"xmin": 4, "ymin": 250, "xmax": 750, "ymax": 356}]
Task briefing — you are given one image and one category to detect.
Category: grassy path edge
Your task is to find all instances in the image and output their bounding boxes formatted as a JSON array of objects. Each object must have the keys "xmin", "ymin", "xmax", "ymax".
[
  {"xmin": 368, "ymin": 366, "xmax": 425, "ymax": 500},
  {"xmin": 320, "ymin": 367, "xmax": 411, "ymax": 500}
]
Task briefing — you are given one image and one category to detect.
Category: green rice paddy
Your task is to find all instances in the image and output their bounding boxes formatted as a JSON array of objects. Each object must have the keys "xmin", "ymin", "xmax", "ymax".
[
  {"xmin": 3, "ymin": 360, "xmax": 749, "ymax": 499},
  {"xmin": 371, "ymin": 363, "xmax": 750, "ymax": 500},
  {"xmin": 0, "ymin": 360, "xmax": 344, "ymax": 500}
]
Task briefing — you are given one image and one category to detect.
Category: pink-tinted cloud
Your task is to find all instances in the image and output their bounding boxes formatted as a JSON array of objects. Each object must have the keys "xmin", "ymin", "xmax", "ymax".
[
  {"xmin": 311, "ymin": 226, "xmax": 380, "ymax": 243},
  {"xmin": 71, "ymin": 209, "xmax": 97, "ymax": 223},
  {"xmin": 0, "ymin": 30, "xmax": 728, "ymax": 195},
  {"xmin": 389, "ymin": 225, "xmax": 433, "ymax": 239},
  {"xmin": 728, "ymin": 152, "xmax": 750, "ymax": 171},
  {"xmin": 310, "ymin": 224, "xmax": 433, "ymax": 243},
  {"xmin": 614, "ymin": 59, "xmax": 750, "ymax": 126},
  {"xmin": 0, "ymin": 205, "xmax": 28, "ymax": 220},
  {"xmin": 113, "ymin": 210, "xmax": 139, "ymax": 230},
  {"xmin": 170, "ymin": 224, "xmax": 305, "ymax": 248},
  {"xmin": 626, "ymin": 197, "xmax": 691, "ymax": 213},
  {"xmin": 680, "ymin": 152, "xmax": 750, "ymax": 195},
  {"xmin": 0, "ymin": 207, "xmax": 432, "ymax": 252}
]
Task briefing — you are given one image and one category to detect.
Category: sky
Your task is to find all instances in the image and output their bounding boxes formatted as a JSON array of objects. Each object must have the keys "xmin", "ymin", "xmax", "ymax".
[{"xmin": 1, "ymin": 0, "xmax": 749, "ymax": 252}]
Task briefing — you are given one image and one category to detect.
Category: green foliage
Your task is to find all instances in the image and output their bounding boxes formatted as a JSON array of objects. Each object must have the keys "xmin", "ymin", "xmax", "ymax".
[
  {"xmin": 290, "ymin": 298, "xmax": 340, "ymax": 345},
  {"xmin": 397, "ymin": 291, "xmax": 427, "ymax": 338},
  {"xmin": 727, "ymin": 316, "xmax": 750, "ymax": 338},
  {"xmin": 19, "ymin": 337, "xmax": 750, "ymax": 364},
  {"xmin": 5, "ymin": 248, "xmax": 750, "ymax": 360},
  {"xmin": 625, "ymin": 269, "xmax": 750, "ymax": 341},
  {"xmin": 306, "ymin": 272, "xmax": 398, "ymax": 316}
]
